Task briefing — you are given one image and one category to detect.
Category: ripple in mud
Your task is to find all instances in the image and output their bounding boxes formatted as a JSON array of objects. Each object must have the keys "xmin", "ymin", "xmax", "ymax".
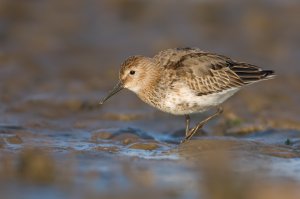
[
  {"xmin": 128, "ymin": 142, "xmax": 160, "ymax": 150},
  {"xmin": 89, "ymin": 127, "xmax": 178, "ymax": 159}
]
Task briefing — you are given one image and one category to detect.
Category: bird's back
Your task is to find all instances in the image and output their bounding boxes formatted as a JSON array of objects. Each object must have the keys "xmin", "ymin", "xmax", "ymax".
[
  {"xmin": 146, "ymin": 48, "xmax": 275, "ymax": 115},
  {"xmin": 154, "ymin": 48, "xmax": 275, "ymax": 93}
]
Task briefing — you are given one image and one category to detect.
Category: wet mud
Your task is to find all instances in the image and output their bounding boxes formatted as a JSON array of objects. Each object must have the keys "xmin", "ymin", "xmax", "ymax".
[{"xmin": 1, "ymin": 0, "xmax": 300, "ymax": 199}]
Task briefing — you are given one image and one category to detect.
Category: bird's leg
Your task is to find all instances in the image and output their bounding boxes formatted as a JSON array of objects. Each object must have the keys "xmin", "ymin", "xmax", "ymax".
[
  {"xmin": 181, "ymin": 107, "xmax": 223, "ymax": 143},
  {"xmin": 184, "ymin": 114, "xmax": 191, "ymax": 137}
]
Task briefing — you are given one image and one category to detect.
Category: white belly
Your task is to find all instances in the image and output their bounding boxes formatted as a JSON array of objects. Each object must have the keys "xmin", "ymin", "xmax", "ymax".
[{"xmin": 162, "ymin": 87, "xmax": 240, "ymax": 115}]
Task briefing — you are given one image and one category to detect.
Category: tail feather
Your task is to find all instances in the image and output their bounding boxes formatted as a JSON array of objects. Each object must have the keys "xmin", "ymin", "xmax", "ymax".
[{"xmin": 230, "ymin": 63, "xmax": 275, "ymax": 84}]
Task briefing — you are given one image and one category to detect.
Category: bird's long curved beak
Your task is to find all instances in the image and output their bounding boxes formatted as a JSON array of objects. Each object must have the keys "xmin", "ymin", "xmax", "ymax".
[{"xmin": 99, "ymin": 81, "xmax": 124, "ymax": 104}]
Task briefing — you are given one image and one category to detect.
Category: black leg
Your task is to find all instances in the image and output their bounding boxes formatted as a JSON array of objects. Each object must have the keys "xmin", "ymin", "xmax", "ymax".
[
  {"xmin": 184, "ymin": 114, "xmax": 190, "ymax": 137},
  {"xmin": 181, "ymin": 107, "xmax": 223, "ymax": 143}
]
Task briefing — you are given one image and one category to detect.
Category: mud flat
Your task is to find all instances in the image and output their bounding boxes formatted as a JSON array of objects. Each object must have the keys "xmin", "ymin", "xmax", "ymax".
[{"xmin": 1, "ymin": 0, "xmax": 300, "ymax": 198}]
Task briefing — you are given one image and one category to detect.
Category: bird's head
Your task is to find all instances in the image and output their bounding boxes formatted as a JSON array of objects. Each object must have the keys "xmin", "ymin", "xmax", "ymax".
[{"xmin": 99, "ymin": 56, "xmax": 155, "ymax": 104}]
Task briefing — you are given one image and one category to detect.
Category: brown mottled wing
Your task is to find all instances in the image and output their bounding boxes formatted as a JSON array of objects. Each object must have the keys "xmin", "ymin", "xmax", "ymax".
[
  {"xmin": 166, "ymin": 52, "xmax": 246, "ymax": 96},
  {"xmin": 153, "ymin": 47, "xmax": 204, "ymax": 67}
]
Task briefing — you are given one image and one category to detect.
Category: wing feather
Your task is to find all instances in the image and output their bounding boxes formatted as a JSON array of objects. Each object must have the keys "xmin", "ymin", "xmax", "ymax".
[
  {"xmin": 159, "ymin": 50, "xmax": 244, "ymax": 95},
  {"xmin": 155, "ymin": 48, "xmax": 274, "ymax": 96}
]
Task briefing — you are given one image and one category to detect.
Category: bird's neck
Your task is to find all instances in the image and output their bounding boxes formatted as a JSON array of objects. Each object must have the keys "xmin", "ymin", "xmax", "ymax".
[{"xmin": 136, "ymin": 64, "xmax": 163, "ymax": 106}]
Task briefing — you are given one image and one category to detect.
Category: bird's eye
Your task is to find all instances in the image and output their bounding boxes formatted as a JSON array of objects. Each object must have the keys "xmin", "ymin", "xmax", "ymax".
[{"xmin": 130, "ymin": 70, "xmax": 135, "ymax": 75}]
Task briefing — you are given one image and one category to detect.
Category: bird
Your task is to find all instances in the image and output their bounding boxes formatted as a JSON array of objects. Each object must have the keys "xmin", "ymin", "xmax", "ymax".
[{"xmin": 99, "ymin": 47, "xmax": 275, "ymax": 143}]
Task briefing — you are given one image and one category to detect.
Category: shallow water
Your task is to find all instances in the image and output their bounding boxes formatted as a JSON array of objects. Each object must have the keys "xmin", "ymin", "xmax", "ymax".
[{"xmin": 1, "ymin": 0, "xmax": 300, "ymax": 199}]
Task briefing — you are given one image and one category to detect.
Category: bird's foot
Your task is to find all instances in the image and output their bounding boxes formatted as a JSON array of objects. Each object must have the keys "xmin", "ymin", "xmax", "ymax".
[{"xmin": 180, "ymin": 126, "xmax": 203, "ymax": 144}]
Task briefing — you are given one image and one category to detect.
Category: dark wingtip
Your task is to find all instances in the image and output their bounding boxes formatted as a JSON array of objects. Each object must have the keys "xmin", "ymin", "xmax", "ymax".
[
  {"xmin": 264, "ymin": 70, "xmax": 274, "ymax": 75},
  {"xmin": 263, "ymin": 70, "xmax": 276, "ymax": 79}
]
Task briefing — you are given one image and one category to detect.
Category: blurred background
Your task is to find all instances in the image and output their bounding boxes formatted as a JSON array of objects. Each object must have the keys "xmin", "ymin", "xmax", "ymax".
[{"xmin": 1, "ymin": 0, "xmax": 300, "ymax": 199}]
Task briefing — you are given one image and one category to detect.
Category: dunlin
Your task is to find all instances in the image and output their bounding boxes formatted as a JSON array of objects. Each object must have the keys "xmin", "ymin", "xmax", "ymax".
[{"xmin": 100, "ymin": 48, "xmax": 275, "ymax": 143}]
